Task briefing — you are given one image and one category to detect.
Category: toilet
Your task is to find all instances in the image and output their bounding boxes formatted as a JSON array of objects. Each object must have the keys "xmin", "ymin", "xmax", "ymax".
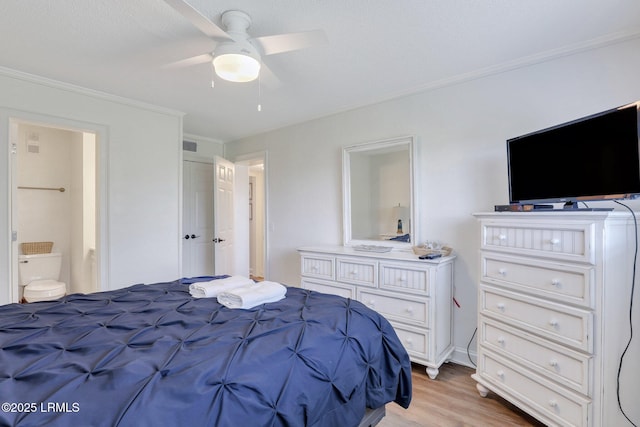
[{"xmin": 18, "ymin": 252, "xmax": 67, "ymax": 303}]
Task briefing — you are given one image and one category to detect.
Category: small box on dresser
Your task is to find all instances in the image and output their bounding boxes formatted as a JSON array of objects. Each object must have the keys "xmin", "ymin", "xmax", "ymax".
[
  {"xmin": 298, "ymin": 246, "xmax": 455, "ymax": 379},
  {"xmin": 472, "ymin": 212, "xmax": 640, "ymax": 427}
]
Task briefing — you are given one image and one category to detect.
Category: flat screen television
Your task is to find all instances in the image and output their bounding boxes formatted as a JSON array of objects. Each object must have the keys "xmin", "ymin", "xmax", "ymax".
[{"xmin": 507, "ymin": 103, "xmax": 640, "ymax": 208}]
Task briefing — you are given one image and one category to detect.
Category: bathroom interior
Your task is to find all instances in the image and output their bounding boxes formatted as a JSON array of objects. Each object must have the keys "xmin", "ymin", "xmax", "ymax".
[{"xmin": 15, "ymin": 121, "xmax": 97, "ymax": 302}]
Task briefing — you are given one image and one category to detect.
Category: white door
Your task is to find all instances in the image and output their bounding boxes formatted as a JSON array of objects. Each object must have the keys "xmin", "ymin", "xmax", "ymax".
[
  {"xmin": 213, "ymin": 156, "xmax": 235, "ymax": 275},
  {"xmin": 182, "ymin": 161, "xmax": 214, "ymax": 277}
]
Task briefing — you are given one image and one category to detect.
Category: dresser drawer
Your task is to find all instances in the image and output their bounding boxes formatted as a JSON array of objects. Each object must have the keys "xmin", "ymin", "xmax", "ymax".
[
  {"xmin": 480, "ymin": 318, "xmax": 591, "ymax": 394},
  {"xmin": 300, "ymin": 254, "xmax": 335, "ymax": 280},
  {"xmin": 481, "ymin": 220, "xmax": 595, "ymax": 264},
  {"xmin": 301, "ymin": 278, "xmax": 355, "ymax": 299},
  {"xmin": 390, "ymin": 322, "xmax": 430, "ymax": 360},
  {"xmin": 358, "ymin": 288, "xmax": 428, "ymax": 327},
  {"xmin": 379, "ymin": 262, "xmax": 429, "ymax": 295},
  {"xmin": 337, "ymin": 257, "xmax": 377, "ymax": 287},
  {"xmin": 481, "ymin": 286, "xmax": 592, "ymax": 352},
  {"xmin": 478, "ymin": 350, "xmax": 590, "ymax": 427},
  {"xmin": 481, "ymin": 253, "xmax": 594, "ymax": 308}
]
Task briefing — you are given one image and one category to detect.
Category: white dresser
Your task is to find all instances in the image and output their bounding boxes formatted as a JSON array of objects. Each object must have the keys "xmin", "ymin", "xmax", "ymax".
[
  {"xmin": 472, "ymin": 212, "xmax": 640, "ymax": 427},
  {"xmin": 297, "ymin": 246, "xmax": 455, "ymax": 379}
]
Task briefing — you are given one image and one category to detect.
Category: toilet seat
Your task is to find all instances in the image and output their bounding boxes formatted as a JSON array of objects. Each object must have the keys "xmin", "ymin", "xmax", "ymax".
[{"xmin": 23, "ymin": 280, "xmax": 66, "ymax": 302}]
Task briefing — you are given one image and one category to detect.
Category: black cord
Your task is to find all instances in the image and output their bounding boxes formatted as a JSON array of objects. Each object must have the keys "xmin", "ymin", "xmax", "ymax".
[
  {"xmin": 466, "ymin": 327, "xmax": 477, "ymax": 368},
  {"xmin": 614, "ymin": 200, "xmax": 638, "ymax": 427}
]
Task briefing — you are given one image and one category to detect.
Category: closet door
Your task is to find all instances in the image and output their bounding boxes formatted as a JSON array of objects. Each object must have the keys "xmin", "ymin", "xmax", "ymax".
[{"xmin": 182, "ymin": 161, "xmax": 215, "ymax": 277}]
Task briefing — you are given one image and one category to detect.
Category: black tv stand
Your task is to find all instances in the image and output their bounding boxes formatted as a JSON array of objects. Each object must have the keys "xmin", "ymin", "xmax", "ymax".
[
  {"xmin": 548, "ymin": 208, "xmax": 615, "ymax": 211},
  {"xmin": 563, "ymin": 201, "xmax": 582, "ymax": 210},
  {"xmin": 559, "ymin": 201, "xmax": 613, "ymax": 212},
  {"xmin": 524, "ymin": 202, "xmax": 613, "ymax": 211},
  {"xmin": 494, "ymin": 202, "xmax": 615, "ymax": 212}
]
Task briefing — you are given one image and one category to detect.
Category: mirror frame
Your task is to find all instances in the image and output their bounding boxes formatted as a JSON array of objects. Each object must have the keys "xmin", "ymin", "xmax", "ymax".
[{"xmin": 342, "ymin": 135, "xmax": 417, "ymax": 251}]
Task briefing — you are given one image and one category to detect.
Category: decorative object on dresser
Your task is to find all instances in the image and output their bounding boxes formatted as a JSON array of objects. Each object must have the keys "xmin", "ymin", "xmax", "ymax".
[
  {"xmin": 472, "ymin": 212, "xmax": 640, "ymax": 427},
  {"xmin": 298, "ymin": 246, "xmax": 455, "ymax": 379}
]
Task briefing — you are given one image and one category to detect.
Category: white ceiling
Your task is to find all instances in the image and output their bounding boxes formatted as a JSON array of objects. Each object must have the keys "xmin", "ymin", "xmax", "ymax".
[{"xmin": 1, "ymin": 1, "xmax": 640, "ymax": 142}]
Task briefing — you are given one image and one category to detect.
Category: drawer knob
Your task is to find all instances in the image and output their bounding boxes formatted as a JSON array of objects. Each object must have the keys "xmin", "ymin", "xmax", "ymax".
[
  {"xmin": 549, "ymin": 359, "xmax": 559, "ymax": 368},
  {"xmin": 311, "ymin": 266, "xmax": 319, "ymax": 271},
  {"xmin": 398, "ymin": 276, "xmax": 407, "ymax": 282},
  {"xmin": 551, "ymin": 279, "xmax": 561, "ymax": 287},
  {"xmin": 496, "ymin": 370, "xmax": 505, "ymax": 379},
  {"xmin": 497, "ymin": 336, "xmax": 506, "ymax": 345},
  {"xmin": 405, "ymin": 337, "xmax": 413, "ymax": 346},
  {"xmin": 350, "ymin": 270, "xmax": 357, "ymax": 275},
  {"xmin": 368, "ymin": 300, "xmax": 376, "ymax": 307},
  {"xmin": 496, "ymin": 302, "xmax": 506, "ymax": 311},
  {"xmin": 405, "ymin": 307, "xmax": 414, "ymax": 314},
  {"xmin": 498, "ymin": 234, "xmax": 507, "ymax": 241},
  {"xmin": 550, "ymin": 238, "xmax": 560, "ymax": 246},
  {"xmin": 548, "ymin": 399, "xmax": 559, "ymax": 408},
  {"xmin": 549, "ymin": 318, "xmax": 559, "ymax": 328},
  {"xmin": 498, "ymin": 268, "xmax": 507, "ymax": 276}
]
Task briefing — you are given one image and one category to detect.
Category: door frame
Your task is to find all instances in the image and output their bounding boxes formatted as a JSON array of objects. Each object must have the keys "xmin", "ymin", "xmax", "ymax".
[
  {"xmin": 233, "ymin": 151, "xmax": 269, "ymax": 281},
  {"xmin": 5, "ymin": 109, "xmax": 109, "ymax": 303}
]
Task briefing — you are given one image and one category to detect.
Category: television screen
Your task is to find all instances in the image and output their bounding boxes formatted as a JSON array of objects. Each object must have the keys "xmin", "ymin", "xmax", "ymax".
[{"xmin": 507, "ymin": 104, "xmax": 640, "ymax": 205}]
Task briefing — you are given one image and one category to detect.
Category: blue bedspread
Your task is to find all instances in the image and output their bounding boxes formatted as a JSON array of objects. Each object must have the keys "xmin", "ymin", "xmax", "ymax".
[{"xmin": 0, "ymin": 278, "xmax": 411, "ymax": 426}]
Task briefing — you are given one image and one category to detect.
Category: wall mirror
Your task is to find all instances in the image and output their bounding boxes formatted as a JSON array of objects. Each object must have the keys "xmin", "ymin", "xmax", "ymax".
[{"xmin": 343, "ymin": 135, "xmax": 417, "ymax": 250}]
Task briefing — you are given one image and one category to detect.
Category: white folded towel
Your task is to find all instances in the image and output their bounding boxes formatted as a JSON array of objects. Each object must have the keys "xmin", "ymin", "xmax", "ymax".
[
  {"xmin": 189, "ymin": 276, "xmax": 254, "ymax": 298},
  {"xmin": 217, "ymin": 281, "xmax": 287, "ymax": 309}
]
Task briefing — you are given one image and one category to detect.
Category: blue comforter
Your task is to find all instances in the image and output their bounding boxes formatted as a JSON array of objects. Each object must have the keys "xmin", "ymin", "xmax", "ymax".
[{"xmin": 0, "ymin": 278, "xmax": 411, "ymax": 426}]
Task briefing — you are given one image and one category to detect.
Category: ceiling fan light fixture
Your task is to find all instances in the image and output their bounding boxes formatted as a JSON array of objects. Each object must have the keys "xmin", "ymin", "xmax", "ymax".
[{"xmin": 213, "ymin": 42, "xmax": 261, "ymax": 82}]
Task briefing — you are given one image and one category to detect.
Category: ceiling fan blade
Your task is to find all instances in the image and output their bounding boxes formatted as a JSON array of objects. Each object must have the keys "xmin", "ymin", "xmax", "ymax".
[
  {"xmin": 259, "ymin": 62, "xmax": 282, "ymax": 90},
  {"xmin": 254, "ymin": 29, "xmax": 327, "ymax": 56},
  {"xmin": 162, "ymin": 53, "xmax": 213, "ymax": 69},
  {"xmin": 163, "ymin": 0, "xmax": 232, "ymax": 41}
]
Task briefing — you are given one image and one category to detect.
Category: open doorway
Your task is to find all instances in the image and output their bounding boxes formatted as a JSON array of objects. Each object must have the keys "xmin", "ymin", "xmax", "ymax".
[
  {"xmin": 235, "ymin": 153, "xmax": 267, "ymax": 282},
  {"xmin": 11, "ymin": 119, "xmax": 98, "ymax": 303}
]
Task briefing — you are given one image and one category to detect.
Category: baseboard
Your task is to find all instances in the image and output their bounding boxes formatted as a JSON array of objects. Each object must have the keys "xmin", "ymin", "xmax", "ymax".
[{"xmin": 448, "ymin": 345, "xmax": 477, "ymax": 369}]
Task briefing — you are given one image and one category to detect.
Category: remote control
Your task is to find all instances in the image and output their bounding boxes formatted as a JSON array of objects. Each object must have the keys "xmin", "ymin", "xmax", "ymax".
[{"xmin": 419, "ymin": 253, "xmax": 442, "ymax": 260}]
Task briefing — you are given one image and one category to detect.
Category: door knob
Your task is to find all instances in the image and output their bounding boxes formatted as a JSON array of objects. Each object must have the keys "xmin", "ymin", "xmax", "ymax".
[
  {"xmin": 184, "ymin": 234, "xmax": 190, "ymax": 239},
  {"xmin": 213, "ymin": 238, "xmax": 226, "ymax": 243},
  {"xmin": 191, "ymin": 234, "xmax": 198, "ymax": 239}
]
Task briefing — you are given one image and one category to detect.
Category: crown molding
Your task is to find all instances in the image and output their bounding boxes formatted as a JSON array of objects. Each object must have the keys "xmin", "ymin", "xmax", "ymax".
[
  {"xmin": 183, "ymin": 132, "xmax": 223, "ymax": 145},
  {"xmin": 0, "ymin": 66, "xmax": 185, "ymax": 118},
  {"xmin": 399, "ymin": 27, "xmax": 640, "ymax": 98}
]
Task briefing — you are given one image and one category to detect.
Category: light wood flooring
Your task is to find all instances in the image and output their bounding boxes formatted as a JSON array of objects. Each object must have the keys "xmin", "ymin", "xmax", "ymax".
[{"xmin": 378, "ymin": 362, "xmax": 546, "ymax": 427}]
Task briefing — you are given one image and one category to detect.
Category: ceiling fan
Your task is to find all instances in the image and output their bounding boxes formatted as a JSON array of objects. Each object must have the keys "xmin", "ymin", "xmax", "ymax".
[{"xmin": 163, "ymin": 0, "xmax": 327, "ymax": 84}]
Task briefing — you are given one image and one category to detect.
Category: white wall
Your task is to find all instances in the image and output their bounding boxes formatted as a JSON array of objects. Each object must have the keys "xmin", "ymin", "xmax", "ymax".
[
  {"xmin": 233, "ymin": 162, "xmax": 250, "ymax": 277},
  {"xmin": 70, "ymin": 131, "xmax": 97, "ymax": 295},
  {"xmin": 80, "ymin": 132, "xmax": 97, "ymax": 293},
  {"xmin": 249, "ymin": 167, "xmax": 265, "ymax": 278},
  {"xmin": 0, "ymin": 69, "xmax": 183, "ymax": 304},
  {"xmin": 224, "ymin": 37, "xmax": 640, "ymax": 363}
]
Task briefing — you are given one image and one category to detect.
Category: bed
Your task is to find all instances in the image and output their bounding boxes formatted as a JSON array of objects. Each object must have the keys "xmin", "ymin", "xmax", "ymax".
[{"xmin": 0, "ymin": 277, "xmax": 412, "ymax": 426}]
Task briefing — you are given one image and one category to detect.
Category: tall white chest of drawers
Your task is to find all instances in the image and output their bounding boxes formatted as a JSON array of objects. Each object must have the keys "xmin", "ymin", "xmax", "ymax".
[
  {"xmin": 472, "ymin": 212, "xmax": 640, "ymax": 427},
  {"xmin": 298, "ymin": 246, "xmax": 455, "ymax": 379}
]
